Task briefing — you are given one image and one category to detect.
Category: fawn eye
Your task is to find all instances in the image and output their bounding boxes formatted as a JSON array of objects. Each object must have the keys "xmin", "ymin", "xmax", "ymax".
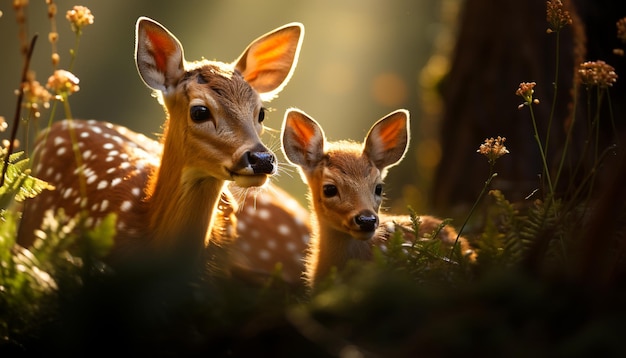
[
  {"xmin": 375, "ymin": 184, "xmax": 383, "ymax": 196},
  {"xmin": 258, "ymin": 108, "xmax": 266, "ymax": 123},
  {"xmin": 190, "ymin": 105, "xmax": 212, "ymax": 122},
  {"xmin": 323, "ymin": 184, "xmax": 338, "ymax": 198}
]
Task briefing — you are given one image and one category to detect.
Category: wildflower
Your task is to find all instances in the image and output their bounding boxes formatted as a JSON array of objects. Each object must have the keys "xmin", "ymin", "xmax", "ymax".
[
  {"xmin": 516, "ymin": 82, "xmax": 540, "ymax": 108},
  {"xmin": 578, "ymin": 60, "xmax": 618, "ymax": 88},
  {"xmin": 12, "ymin": 0, "xmax": 28, "ymax": 10},
  {"xmin": 546, "ymin": 0, "xmax": 572, "ymax": 33},
  {"xmin": 617, "ymin": 17, "xmax": 626, "ymax": 43},
  {"xmin": 47, "ymin": 69, "xmax": 80, "ymax": 98},
  {"xmin": 477, "ymin": 136, "xmax": 509, "ymax": 164},
  {"xmin": 0, "ymin": 117, "xmax": 7, "ymax": 132},
  {"xmin": 23, "ymin": 77, "xmax": 52, "ymax": 118},
  {"xmin": 47, "ymin": 2, "xmax": 57, "ymax": 18},
  {"xmin": 66, "ymin": 5, "xmax": 94, "ymax": 34},
  {"xmin": 2, "ymin": 139, "xmax": 20, "ymax": 149}
]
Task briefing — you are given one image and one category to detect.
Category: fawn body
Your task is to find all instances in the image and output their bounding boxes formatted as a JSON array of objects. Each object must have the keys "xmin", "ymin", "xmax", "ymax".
[
  {"xmin": 282, "ymin": 108, "xmax": 474, "ymax": 288},
  {"xmin": 18, "ymin": 17, "xmax": 305, "ymax": 264}
]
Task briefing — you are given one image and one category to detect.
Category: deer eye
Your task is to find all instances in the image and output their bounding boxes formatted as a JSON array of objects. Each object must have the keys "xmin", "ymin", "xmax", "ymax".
[
  {"xmin": 258, "ymin": 108, "xmax": 266, "ymax": 123},
  {"xmin": 190, "ymin": 105, "xmax": 212, "ymax": 122},
  {"xmin": 375, "ymin": 184, "xmax": 383, "ymax": 196},
  {"xmin": 323, "ymin": 184, "xmax": 338, "ymax": 198}
]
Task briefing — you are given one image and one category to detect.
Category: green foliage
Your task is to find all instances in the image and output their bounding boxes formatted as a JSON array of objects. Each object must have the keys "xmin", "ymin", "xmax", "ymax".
[
  {"xmin": 0, "ymin": 153, "xmax": 116, "ymax": 351},
  {"xmin": 0, "ymin": 151, "xmax": 54, "ymax": 210},
  {"xmin": 2, "ymin": 1, "xmax": 626, "ymax": 356}
]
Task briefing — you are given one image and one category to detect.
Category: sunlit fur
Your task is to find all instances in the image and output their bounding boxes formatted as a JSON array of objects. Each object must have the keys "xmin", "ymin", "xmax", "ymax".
[
  {"xmin": 17, "ymin": 18, "xmax": 304, "ymax": 267},
  {"xmin": 282, "ymin": 108, "xmax": 475, "ymax": 289}
]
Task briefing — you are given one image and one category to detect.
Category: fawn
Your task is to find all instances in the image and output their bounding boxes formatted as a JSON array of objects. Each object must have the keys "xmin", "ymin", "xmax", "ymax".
[
  {"xmin": 17, "ymin": 17, "xmax": 306, "ymax": 265},
  {"xmin": 281, "ymin": 108, "xmax": 475, "ymax": 288}
]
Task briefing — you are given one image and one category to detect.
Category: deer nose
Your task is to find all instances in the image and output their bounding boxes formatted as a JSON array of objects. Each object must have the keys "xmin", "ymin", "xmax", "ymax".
[
  {"xmin": 354, "ymin": 211, "xmax": 378, "ymax": 232},
  {"xmin": 246, "ymin": 150, "xmax": 276, "ymax": 175}
]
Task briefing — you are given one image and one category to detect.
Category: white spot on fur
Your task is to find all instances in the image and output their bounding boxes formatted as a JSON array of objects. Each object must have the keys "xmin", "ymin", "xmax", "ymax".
[
  {"xmin": 240, "ymin": 241, "xmax": 251, "ymax": 252},
  {"xmin": 278, "ymin": 224, "xmax": 290, "ymax": 236},
  {"xmin": 286, "ymin": 241, "xmax": 297, "ymax": 252},
  {"xmin": 54, "ymin": 136, "xmax": 65, "ymax": 146},
  {"xmin": 258, "ymin": 249, "xmax": 271, "ymax": 261},
  {"xmin": 257, "ymin": 209, "xmax": 270, "ymax": 220},
  {"xmin": 120, "ymin": 201, "xmax": 132, "ymax": 212},
  {"xmin": 97, "ymin": 180, "xmax": 108, "ymax": 190},
  {"xmin": 62, "ymin": 188, "xmax": 73, "ymax": 199}
]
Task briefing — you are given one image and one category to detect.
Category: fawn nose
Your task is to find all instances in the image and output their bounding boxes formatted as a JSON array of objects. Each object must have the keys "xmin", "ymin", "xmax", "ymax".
[
  {"xmin": 245, "ymin": 150, "xmax": 276, "ymax": 175},
  {"xmin": 354, "ymin": 211, "xmax": 378, "ymax": 232}
]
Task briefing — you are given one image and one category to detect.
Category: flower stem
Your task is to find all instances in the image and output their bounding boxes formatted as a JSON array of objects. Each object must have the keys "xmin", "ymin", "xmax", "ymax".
[
  {"xmin": 62, "ymin": 95, "xmax": 87, "ymax": 204},
  {"xmin": 529, "ymin": 104, "xmax": 554, "ymax": 197},
  {"xmin": 554, "ymin": 85, "xmax": 578, "ymax": 190},
  {"xmin": 69, "ymin": 33, "xmax": 82, "ymax": 72},
  {"xmin": 449, "ymin": 171, "xmax": 498, "ymax": 261},
  {"xmin": 545, "ymin": 30, "xmax": 561, "ymax": 159}
]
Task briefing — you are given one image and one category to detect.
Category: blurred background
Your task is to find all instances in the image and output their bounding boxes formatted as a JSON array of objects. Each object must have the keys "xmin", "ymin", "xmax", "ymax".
[
  {"xmin": 2, "ymin": 0, "xmax": 624, "ymax": 223},
  {"xmin": 0, "ymin": 0, "xmax": 460, "ymax": 215}
]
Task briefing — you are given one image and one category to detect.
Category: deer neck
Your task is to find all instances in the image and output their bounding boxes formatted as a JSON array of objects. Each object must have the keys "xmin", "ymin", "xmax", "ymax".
[
  {"xmin": 309, "ymin": 212, "xmax": 373, "ymax": 284},
  {"xmin": 146, "ymin": 115, "xmax": 226, "ymax": 252}
]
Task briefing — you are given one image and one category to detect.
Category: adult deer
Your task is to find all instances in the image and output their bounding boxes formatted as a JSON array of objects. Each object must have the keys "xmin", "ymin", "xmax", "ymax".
[
  {"xmin": 17, "ymin": 17, "xmax": 307, "ymax": 266},
  {"xmin": 281, "ymin": 108, "xmax": 475, "ymax": 288}
]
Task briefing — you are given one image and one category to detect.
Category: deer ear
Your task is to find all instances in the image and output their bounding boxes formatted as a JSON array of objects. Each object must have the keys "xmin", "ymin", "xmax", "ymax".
[
  {"xmin": 135, "ymin": 17, "xmax": 185, "ymax": 93},
  {"xmin": 234, "ymin": 23, "xmax": 304, "ymax": 101},
  {"xmin": 363, "ymin": 109, "xmax": 410, "ymax": 173},
  {"xmin": 282, "ymin": 108, "xmax": 325, "ymax": 170}
]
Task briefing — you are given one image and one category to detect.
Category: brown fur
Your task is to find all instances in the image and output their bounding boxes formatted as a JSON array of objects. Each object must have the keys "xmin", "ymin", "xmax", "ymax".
[
  {"xmin": 17, "ymin": 18, "xmax": 303, "ymax": 267},
  {"xmin": 282, "ymin": 108, "xmax": 474, "ymax": 289}
]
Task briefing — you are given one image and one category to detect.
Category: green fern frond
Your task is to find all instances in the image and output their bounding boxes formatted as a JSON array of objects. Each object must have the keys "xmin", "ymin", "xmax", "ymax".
[
  {"xmin": 485, "ymin": 190, "xmax": 529, "ymax": 264},
  {"xmin": 0, "ymin": 151, "xmax": 54, "ymax": 210}
]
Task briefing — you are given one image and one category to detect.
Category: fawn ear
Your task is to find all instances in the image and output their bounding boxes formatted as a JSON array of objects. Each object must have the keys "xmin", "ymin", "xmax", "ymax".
[
  {"xmin": 234, "ymin": 23, "xmax": 304, "ymax": 101},
  {"xmin": 363, "ymin": 109, "xmax": 410, "ymax": 173},
  {"xmin": 135, "ymin": 17, "xmax": 185, "ymax": 94},
  {"xmin": 282, "ymin": 108, "xmax": 325, "ymax": 170}
]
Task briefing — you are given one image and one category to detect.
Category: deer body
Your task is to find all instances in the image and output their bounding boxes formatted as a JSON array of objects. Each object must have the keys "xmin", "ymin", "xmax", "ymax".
[
  {"xmin": 18, "ymin": 17, "xmax": 304, "ymax": 263},
  {"xmin": 282, "ymin": 109, "xmax": 474, "ymax": 288}
]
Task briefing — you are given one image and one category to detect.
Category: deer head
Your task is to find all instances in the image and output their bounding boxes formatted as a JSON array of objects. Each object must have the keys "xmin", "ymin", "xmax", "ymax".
[{"xmin": 282, "ymin": 108, "xmax": 410, "ymax": 241}]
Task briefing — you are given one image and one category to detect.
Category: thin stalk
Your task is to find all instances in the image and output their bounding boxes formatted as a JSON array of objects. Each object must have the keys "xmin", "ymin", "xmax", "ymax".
[
  {"xmin": 448, "ymin": 171, "xmax": 498, "ymax": 261},
  {"xmin": 68, "ymin": 32, "xmax": 82, "ymax": 71},
  {"xmin": 545, "ymin": 30, "xmax": 561, "ymax": 158},
  {"xmin": 61, "ymin": 97, "xmax": 87, "ymax": 204},
  {"xmin": 529, "ymin": 103, "xmax": 554, "ymax": 196},
  {"xmin": 2, "ymin": 35, "xmax": 38, "ymax": 187},
  {"xmin": 606, "ymin": 88, "xmax": 618, "ymax": 146},
  {"xmin": 582, "ymin": 88, "xmax": 606, "ymax": 209},
  {"xmin": 554, "ymin": 85, "xmax": 578, "ymax": 190}
]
